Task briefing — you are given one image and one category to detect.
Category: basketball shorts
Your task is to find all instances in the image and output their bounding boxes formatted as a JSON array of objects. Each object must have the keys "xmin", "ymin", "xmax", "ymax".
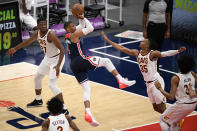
[
  {"xmin": 37, "ymin": 55, "xmax": 65, "ymax": 79},
  {"xmin": 70, "ymin": 56, "xmax": 100, "ymax": 84},
  {"xmin": 146, "ymin": 74, "xmax": 166, "ymax": 104},
  {"xmin": 161, "ymin": 102, "xmax": 197, "ymax": 125}
]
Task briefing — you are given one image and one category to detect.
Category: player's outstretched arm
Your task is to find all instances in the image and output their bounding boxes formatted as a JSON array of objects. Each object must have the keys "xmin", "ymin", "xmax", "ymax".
[
  {"xmin": 6, "ymin": 31, "xmax": 38, "ymax": 56},
  {"xmin": 66, "ymin": 115, "xmax": 80, "ymax": 131},
  {"xmin": 101, "ymin": 31, "xmax": 139, "ymax": 56},
  {"xmin": 155, "ymin": 75, "xmax": 178, "ymax": 101},
  {"xmin": 73, "ymin": 16, "xmax": 94, "ymax": 39},
  {"xmin": 151, "ymin": 46, "xmax": 186, "ymax": 58}
]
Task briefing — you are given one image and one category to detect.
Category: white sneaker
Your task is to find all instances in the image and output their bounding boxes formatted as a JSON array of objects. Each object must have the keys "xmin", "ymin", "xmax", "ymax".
[
  {"xmin": 85, "ymin": 111, "xmax": 99, "ymax": 127},
  {"xmin": 118, "ymin": 78, "xmax": 136, "ymax": 89}
]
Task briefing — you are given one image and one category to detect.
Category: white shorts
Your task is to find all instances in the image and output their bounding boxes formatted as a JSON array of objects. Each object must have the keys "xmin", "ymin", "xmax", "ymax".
[
  {"xmin": 146, "ymin": 74, "xmax": 166, "ymax": 104},
  {"xmin": 37, "ymin": 55, "xmax": 65, "ymax": 79},
  {"xmin": 20, "ymin": 12, "xmax": 37, "ymax": 29},
  {"xmin": 161, "ymin": 102, "xmax": 197, "ymax": 125}
]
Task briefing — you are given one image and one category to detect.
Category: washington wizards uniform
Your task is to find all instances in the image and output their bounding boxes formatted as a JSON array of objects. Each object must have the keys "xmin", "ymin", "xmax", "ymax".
[{"xmin": 65, "ymin": 33, "xmax": 100, "ymax": 84}]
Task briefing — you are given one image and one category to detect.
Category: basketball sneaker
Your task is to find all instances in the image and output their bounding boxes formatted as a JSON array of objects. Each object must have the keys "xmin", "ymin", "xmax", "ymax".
[
  {"xmin": 27, "ymin": 99, "xmax": 43, "ymax": 108},
  {"xmin": 85, "ymin": 111, "xmax": 99, "ymax": 127},
  {"xmin": 118, "ymin": 78, "xmax": 136, "ymax": 89}
]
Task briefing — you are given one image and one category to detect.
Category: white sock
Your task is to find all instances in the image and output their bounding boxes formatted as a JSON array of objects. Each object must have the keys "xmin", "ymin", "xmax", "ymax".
[
  {"xmin": 35, "ymin": 95, "xmax": 42, "ymax": 100},
  {"xmin": 116, "ymin": 74, "xmax": 123, "ymax": 80},
  {"xmin": 86, "ymin": 108, "xmax": 91, "ymax": 113}
]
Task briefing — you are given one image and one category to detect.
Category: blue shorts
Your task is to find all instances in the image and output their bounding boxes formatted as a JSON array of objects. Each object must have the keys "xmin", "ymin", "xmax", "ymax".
[{"xmin": 70, "ymin": 56, "xmax": 100, "ymax": 84}]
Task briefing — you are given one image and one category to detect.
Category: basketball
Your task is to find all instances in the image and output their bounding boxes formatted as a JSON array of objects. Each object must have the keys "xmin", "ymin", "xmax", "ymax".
[{"xmin": 72, "ymin": 3, "xmax": 84, "ymax": 16}]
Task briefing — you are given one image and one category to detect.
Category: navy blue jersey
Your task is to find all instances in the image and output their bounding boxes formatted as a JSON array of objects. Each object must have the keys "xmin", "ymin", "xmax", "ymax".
[
  {"xmin": 64, "ymin": 33, "xmax": 100, "ymax": 83},
  {"xmin": 65, "ymin": 33, "xmax": 86, "ymax": 60}
]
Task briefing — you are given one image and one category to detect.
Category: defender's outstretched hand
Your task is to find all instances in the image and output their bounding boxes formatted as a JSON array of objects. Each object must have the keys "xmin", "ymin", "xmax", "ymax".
[
  {"xmin": 6, "ymin": 48, "xmax": 16, "ymax": 56},
  {"xmin": 178, "ymin": 46, "xmax": 186, "ymax": 53}
]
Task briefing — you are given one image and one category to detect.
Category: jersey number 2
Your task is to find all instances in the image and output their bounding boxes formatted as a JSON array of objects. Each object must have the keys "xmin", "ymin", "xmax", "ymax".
[{"xmin": 57, "ymin": 126, "xmax": 63, "ymax": 131}]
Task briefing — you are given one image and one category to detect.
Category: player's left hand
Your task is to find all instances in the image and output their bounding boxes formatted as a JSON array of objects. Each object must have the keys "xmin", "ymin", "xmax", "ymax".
[
  {"xmin": 154, "ymin": 81, "xmax": 161, "ymax": 90},
  {"xmin": 178, "ymin": 46, "xmax": 186, "ymax": 53},
  {"xmin": 165, "ymin": 30, "xmax": 170, "ymax": 38},
  {"xmin": 54, "ymin": 65, "xmax": 60, "ymax": 77}
]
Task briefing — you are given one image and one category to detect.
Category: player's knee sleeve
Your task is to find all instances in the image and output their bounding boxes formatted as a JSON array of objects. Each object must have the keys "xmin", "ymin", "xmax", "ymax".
[
  {"xmin": 34, "ymin": 73, "xmax": 44, "ymax": 89},
  {"xmin": 49, "ymin": 78, "xmax": 61, "ymax": 96},
  {"xmin": 98, "ymin": 58, "xmax": 115, "ymax": 72},
  {"xmin": 159, "ymin": 116, "xmax": 169, "ymax": 131},
  {"xmin": 81, "ymin": 81, "xmax": 91, "ymax": 101}
]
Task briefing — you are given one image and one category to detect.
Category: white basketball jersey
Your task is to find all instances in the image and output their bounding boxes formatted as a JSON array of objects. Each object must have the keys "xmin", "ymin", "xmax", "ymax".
[
  {"xmin": 137, "ymin": 50, "xmax": 158, "ymax": 81},
  {"xmin": 176, "ymin": 72, "xmax": 197, "ymax": 103},
  {"xmin": 48, "ymin": 114, "xmax": 70, "ymax": 131},
  {"xmin": 37, "ymin": 29, "xmax": 60, "ymax": 58}
]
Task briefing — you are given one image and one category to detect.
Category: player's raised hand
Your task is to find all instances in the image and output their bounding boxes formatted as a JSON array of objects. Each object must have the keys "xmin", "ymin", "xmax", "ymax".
[
  {"xmin": 72, "ymin": 3, "xmax": 84, "ymax": 19},
  {"xmin": 6, "ymin": 48, "xmax": 16, "ymax": 56},
  {"xmin": 178, "ymin": 46, "xmax": 186, "ymax": 53}
]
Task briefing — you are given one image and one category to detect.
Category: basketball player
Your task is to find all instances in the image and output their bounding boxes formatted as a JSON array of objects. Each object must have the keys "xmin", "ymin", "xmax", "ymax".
[
  {"xmin": 155, "ymin": 55, "xmax": 197, "ymax": 131},
  {"xmin": 102, "ymin": 31, "xmax": 186, "ymax": 114},
  {"xmin": 41, "ymin": 97, "xmax": 80, "ymax": 131},
  {"xmin": 6, "ymin": 17, "xmax": 68, "ymax": 113},
  {"xmin": 63, "ymin": 3, "xmax": 136, "ymax": 127}
]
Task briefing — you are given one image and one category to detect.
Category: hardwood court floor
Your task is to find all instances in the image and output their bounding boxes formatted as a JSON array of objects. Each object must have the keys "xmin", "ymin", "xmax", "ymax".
[{"xmin": 0, "ymin": 62, "xmax": 196, "ymax": 131}]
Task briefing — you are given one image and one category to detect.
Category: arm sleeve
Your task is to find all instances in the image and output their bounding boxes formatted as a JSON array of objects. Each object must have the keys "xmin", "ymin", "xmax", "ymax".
[
  {"xmin": 76, "ymin": 19, "xmax": 86, "ymax": 30},
  {"xmin": 81, "ymin": 18, "xmax": 94, "ymax": 35},
  {"xmin": 161, "ymin": 50, "xmax": 179, "ymax": 57}
]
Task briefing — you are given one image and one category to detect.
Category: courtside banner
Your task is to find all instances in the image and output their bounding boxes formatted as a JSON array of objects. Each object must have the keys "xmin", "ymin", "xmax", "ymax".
[
  {"xmin": 88, "ymin": 17, "xmax": 105, "ymax": 30},
  {"xmin": 171, "ymin": 0, "xmax": 197, "ymax": 44}
]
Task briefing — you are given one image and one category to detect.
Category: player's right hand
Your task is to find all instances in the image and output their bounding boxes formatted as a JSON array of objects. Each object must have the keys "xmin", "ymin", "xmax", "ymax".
[
  {"xmin": 178, "ymin": 46, "xmax": 186, "ymax": 53},
  {"xmin": 6, "ymin": 48, "xmax": 16, "ymax": 56},
  {"xmin": 75, "ymin": 14, "xmax": 84, "ymax": 19}
]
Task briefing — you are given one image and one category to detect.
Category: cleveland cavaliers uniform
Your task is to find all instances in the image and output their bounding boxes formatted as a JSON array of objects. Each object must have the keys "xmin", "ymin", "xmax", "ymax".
[
  {"xmin": 48, "ymin": 114, "xmax": 70, "ymax": 131},
  {"xmin": 137, "ymin": 50, "xmax": 165, "ymax": 104},
  {"xmin": 161, "ymin": 72, "xmax": 197, "ymax": 124},
  {"xmin": 65, "ymin": 33, "xmax": 100, "ymax": 84},
  {"xmin": 37, "ymin": 29, "xmax": 65, "ymax": 79}
]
